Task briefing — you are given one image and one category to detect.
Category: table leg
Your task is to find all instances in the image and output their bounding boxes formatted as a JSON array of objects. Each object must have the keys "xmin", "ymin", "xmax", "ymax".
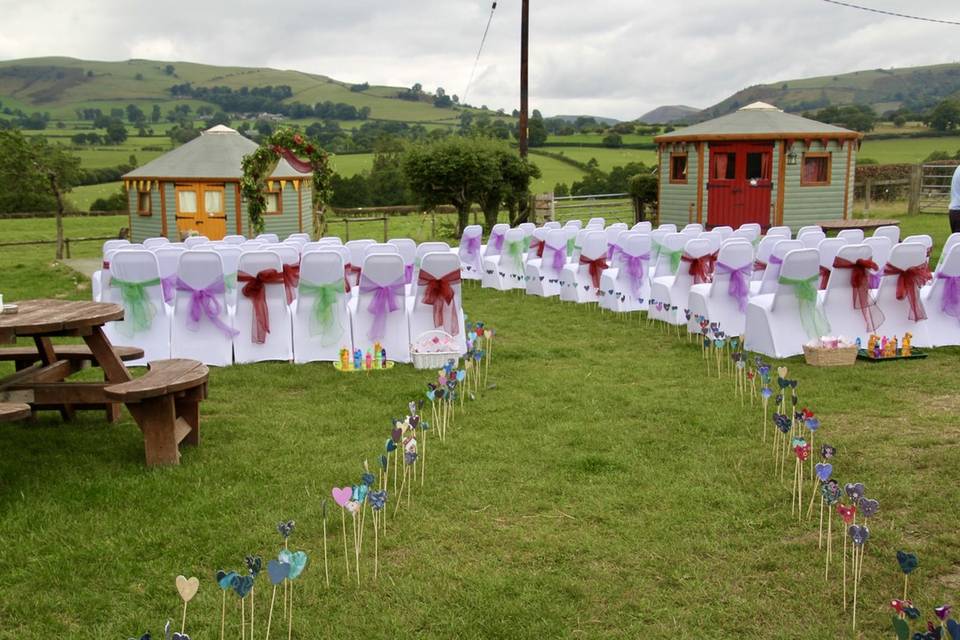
[
  {"xmin": 82, "ymin": 326, "xmax": 132, "ymax": 423},
  {"xmin": 34, "ymin": 336, "xmax": 74, "ymax": 421}
]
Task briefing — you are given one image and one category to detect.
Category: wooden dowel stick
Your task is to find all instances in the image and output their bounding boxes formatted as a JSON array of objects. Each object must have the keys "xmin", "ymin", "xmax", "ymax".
[{"xmin": 264, "ymin": 585, "xmax": 277, "ymax": 640}]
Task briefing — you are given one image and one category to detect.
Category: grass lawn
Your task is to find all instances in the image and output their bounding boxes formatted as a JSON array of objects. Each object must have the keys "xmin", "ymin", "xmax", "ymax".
[
  {"xmin": 858, "ymin": 136, "xmax": 960, "ymax": 164},
  {"xmin": 68, "ymin": 182, "xmax": 125, "ymax": 211},
  {"xmin": 1, "ymin": 212, "xmax": 959, "ymax": 638},
  {"xmin": 541, "ymin": 146, "xmax": 658, "ymax": 172}
]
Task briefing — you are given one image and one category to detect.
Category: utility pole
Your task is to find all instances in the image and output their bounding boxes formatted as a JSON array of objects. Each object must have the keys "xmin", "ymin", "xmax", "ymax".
[{"xmin": 519, "ymin": 0, "xmax": 529, "ymax": 158}]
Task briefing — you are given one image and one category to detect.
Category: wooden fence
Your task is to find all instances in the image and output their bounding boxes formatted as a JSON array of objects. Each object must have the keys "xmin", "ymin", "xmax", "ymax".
[{"xmin": 0, "ymin": 235, "xmax": 118, "ymax": 258}]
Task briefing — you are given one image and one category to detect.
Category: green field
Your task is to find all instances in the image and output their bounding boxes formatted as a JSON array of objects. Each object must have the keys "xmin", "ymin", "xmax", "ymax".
[
  {"xmin": 1, "ymin": 211, "xmax": 959, "ymax": 638},
  {"xmin": 540, "ymin": 146, "xmax": 658, "ymax": 171},
  {"xmin": 549, "ymin": 133, "xmax": 656, "ymax": 145},
  {"xmin": 68, "ymin": 181, "xmax": 125, "ymax": 210},
  {"xmin": 859, "ymin": 136, "xmax": 960, "ymax": 164}
]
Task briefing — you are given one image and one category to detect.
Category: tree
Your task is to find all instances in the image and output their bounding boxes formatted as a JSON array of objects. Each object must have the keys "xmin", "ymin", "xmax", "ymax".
[
  {"xmin": 104, "ymin": 120, "xmax": 128, "ymax": 144},
  {"xmin": 255, "ymin": 119, "xmax": 274, "ymax": 137},
  {"xmin": 164, "ymin": 64, "xmax": 176, "ymax": 76},
  {"xmin": 602, "ymin": 132, "xmax": 623, "ymax": 148},
  {"xmin": 126, "ymin": 104, "xmax": 145, "ymax": 123},
  {"xmin": 403, "ymin": 136, "xmax": 500, "ymax": 234},
  {"xmin": 477, "ymin": 144, "xmax": 541, "ymax": 229},
  {"xmin": 209, "ymin": 111, "xmax": 231, "ymax": 127},
  {"xmin": 526, "ymin": 111, "xmax": 548, "ymax": 147},
  {"xmin": 929, "ymin": 100, "xmax": 960, "ymax": 132},
  {"xmin": 0, "ymin": 130, "xmax": 80, "ymax": 256},
  {"xmin": 151, "ymin": 104, "xmax": 161, "ymax": 123},
  {"xmin": 433, "ymin": 87, "xmax": 453, "ymax": 108}
]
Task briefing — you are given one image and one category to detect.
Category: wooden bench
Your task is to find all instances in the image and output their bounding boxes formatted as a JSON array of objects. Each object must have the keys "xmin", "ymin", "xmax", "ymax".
[
  {"xmin": 0, "ymin": 402, "xmax": 31, "ymax": 423},
  {"xmin": 0, "ymin": 344, "xmax": 144, "ymax": 369},
  {"xmin": 105, "ymin": 359, "xmax": 209, "ymax": 466}
]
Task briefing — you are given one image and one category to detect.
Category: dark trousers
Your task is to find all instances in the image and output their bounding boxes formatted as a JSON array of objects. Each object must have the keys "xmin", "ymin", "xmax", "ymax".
[{"xmin": 951, "ymin": 209, "xmax": 960, "ymax": 234}]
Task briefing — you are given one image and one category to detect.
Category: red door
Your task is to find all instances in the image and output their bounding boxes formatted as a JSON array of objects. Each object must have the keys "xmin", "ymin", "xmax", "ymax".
[{"xmin": 707, "ymin": 142, "xmax": 773, "ymax": 228}]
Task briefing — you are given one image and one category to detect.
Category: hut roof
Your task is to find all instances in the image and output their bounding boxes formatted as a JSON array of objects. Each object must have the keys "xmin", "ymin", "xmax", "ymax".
[
  {"xmin": 654, "ymin": 102, "xmax": 862, "ymax": 143},
  {"xmin": 123, "ymin": 125, "xmax": 311, "ymax": 180}
]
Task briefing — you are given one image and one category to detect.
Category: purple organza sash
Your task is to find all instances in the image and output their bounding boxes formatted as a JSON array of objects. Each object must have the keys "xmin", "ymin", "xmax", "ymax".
[
  {"xmin": 359, "ymin": 274, "xmax": 405, "ymax": 340},
  {"xmin": 161, "ymin": 274, "xmax": 177, "ymax": 304},
  {"xmin": 404, "ymin": 263, "xmax": 414, "ymax": 284},
  {"xmin": 715, "ymin": 261, "xmax": 751, "ymax": 312},
  {"xmin": 622, "ymin": 252, "xmax": 650, "ymax": 297},
  {"xmin": 868, "ymin": 271, "xmax": 881, "ymax": 289},
  {"xmin": 545, "ymin": 243, "xmax": 566, "ymax": 271},
  {"xmin": 174, "ymin": 277, "xmax": 239, "ymax": 338},
  {"xmin": 490, "ymin": 231, "xmax": 505, "ymax": 252},
  {"xmin": 938, "ymin": 272, "xmax": 960, "ymax": 319},
  {"xmin": 607, "ymin": 243, "xmax": 621, "ymax": 261}
]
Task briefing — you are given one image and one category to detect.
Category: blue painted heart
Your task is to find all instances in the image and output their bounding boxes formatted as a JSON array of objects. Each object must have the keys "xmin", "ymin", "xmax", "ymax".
[
  {"xmin": 845, "ymin": 482, "xmax": 866, "ymax": 502},
  {"xmin": 267, "ymin": 559, "xmax": 290, "ymax": 585},
  {"xmin": 896, "ymin": 550, "xmax": 919, "ymax": 575},
  {"xmin": 947, "ymin": 619, "xmax": 959, "ymax": 640},
  {"xmin": 287, "ymin": 550, "xmax": 308, "ymax": 579},
  {"xmin": 815, "ymin": 462, "xmax": 832, "ymax": 482},
  {"xmin": 848, "ymin": 524, "xmax": 870, "ymax": 546},
  {"xmin": 216, "ymin": 570, "xmax": 238, "ymax": 590},
  {"xmin": 386, "ymin": 438, "xmax": 397, "ymax": 453},
  {"xmin": 859, "ymin": 497, "xmax": 879, "ymax": 518},
  {"xmin": 245, "ymin": 555, "xmax": 262, "ymax": 576},
  {"xmin": 231, "ymin": 574, "xmax": 254, "ymax": 598},
  {"xmin": 172, "ymin": 634, "xmax": 190, "ymax": 640}
]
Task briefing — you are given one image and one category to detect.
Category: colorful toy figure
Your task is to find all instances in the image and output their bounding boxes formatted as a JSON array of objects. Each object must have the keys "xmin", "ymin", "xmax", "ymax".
[
  {"xmin": 365, "ymin": 350, "xmax": 373, "ymax": 370},
  {"xmin": 883, "ymin": 337, "xmax": 896, "ymax": 358},
  {"xmin": 902, "ymin": 332, "xmax": 913, "ymax": 357},
  {"xmin": 340, "ymin": 348, "xmax": 351, "ymax": 371},
  {"xmin": 381, "ymin": 348, "xmax": 387, "ymax": 368},
  {"xmin": 353, "ymin": 349, "xmax": 363, "ymax": 370}
]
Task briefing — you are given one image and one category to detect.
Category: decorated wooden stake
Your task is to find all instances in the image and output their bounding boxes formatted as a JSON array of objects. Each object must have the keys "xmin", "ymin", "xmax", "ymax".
[
  {"xmin": 174, "ymin": 575, "xmax": 199, "ymax": 635},
  {"xmin": 321, "ymin": 500, "xmax": 330, "ymax": 588}
]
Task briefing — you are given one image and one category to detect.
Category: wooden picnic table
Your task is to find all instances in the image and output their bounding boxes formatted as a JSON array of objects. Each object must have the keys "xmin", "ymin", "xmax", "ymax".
[
  {"xmin": 815, "ymin": 219, "xmax": 899, "ymax": 232},
  {"xmin": 0, "ymin": 299, "xmax": 208, "ymax": 465}
]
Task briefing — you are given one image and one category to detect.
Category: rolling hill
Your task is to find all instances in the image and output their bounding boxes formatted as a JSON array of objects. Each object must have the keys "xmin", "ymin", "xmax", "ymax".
[
  {"xmin": 637, "ymin": 105, "xmax": 700, "ymax": 124},
  {"xmin": 0, "ymin": 56, "xmax": 479, "ymax": 125},
  {"xmin": 697, "ymin": 62, "xmax": 960, "ymax": 121}
]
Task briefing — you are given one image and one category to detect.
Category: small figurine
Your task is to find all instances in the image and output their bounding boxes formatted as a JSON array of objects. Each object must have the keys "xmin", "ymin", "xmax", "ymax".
[
  {"xmin": 902, "ymin": 332, "xmax": 913, "ymax": 357},
  {"xmin": 353, "ymin": 348, "xmax": 363, "ymax": 370},
  {"xmin": 365, "ymin": 350, "xmax": 373, "ymax": 370},
  {"xmin": 381, "ymin": 348, "xmax": 387, "ymax": 368},
  {"xmin": 867, "ymin": 334, "xmax": 877, "ymax": 353},
  {"xmin": 883, "ymin": 337, "xmax": 897, "ymax": 358},
  {"xmin": 340, "ymin": 348, "xmax": 351, "ymax": 370}
]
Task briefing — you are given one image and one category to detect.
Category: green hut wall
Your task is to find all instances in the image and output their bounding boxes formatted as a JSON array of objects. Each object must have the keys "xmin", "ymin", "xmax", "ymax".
[
  {"xmin": 781, "ymin": 140, "xmax": 857, "ymax": 227},
  {"xmin": 658, "ymin": 143, "xmax": 700, "ymax": 227}
]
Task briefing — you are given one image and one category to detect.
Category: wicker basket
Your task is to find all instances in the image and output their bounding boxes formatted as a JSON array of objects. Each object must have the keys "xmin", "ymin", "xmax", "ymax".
[
  {"xmin": 411, "ymin": 330, "xmax": 460, "ymax": 370},
  {"xmin": 803, "ymin": 344, "xmax": 858, "ymax": 367}
]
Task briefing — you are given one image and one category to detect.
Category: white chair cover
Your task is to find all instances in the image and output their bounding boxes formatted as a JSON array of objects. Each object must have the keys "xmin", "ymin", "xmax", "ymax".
[
  {"xmin": 183, "ymin": 236, "xmax": 209, "ymax": 248},
  {"xmin": 171, "ymin": 250, "xmax": 236, "ymax": 366},
  {"xmin": 819, "ymin": 243, "xmax": 881, "ymax": 345},
  {"xmin": 587, "ymin": 217, "xmax": 605, "ymax": 227},
  {"xmin": 837, "ymin": 228, "xmax": 865, "ymax": 243},
  {"xmin": 212, "ymin": 245, "xmax": 242, "ymax": 309},
  {"xmin": 651, "ymin": 237, "xmax": 712, "ymax": 325},
  {"xmin": 154, "ymin": 244, "xmax": 186, "ymax": 307},
  {"xmin": 559, "ymin": 230, "xmax": 607, "ymax": 303},
  {"xmin": 293, "ymin": 250, "xmax": 353, "ymax": 363},
  {"xmin": 144, "ymin": 237, "xmax": 170, "ymax": 250},
  {"xmin": 223, "ymin": 235, "xmax": 246, "ymax": 244},
  {"xmin": 92, "ymin": 239, "xmax": 131, "ymax": 302},
  {"xmin": 632, "ymin": 221, "xmax": 653, "ymax": 233},
  {"xmin": 751, "ymin": 235, "xmax": 780, "ymax": 283},
  {"xmin": 484, "ymin": 223, "xmax": 510, "ymax": 260},
  {"xmin": 600, "ymin": 232, "xmax": 651, "ymax": 312},
  {"xmin": 349, "ymin": 253, "xmax": 410, "ymax": 363},
  {"xmin": 563, "ymin": 219, "xmax": 583, "ymax": 230},
  {"xmin": 364, "ymin": 243, "xmax": 400, "ymax": 262},
  {"xmin": 935, "ymin": 233, "xmax": 960, "ymax": 272},
  {"xmin": 903, "ymin": 234, "xmax": 934, "ymax": 265},
  {"xmin": 923, "ymin": 244, "xmax": 960, "ymax": 346},
  {"xmin": 408, "ymin": 251, "xmax": 466, "ymax": 354},
  {"xmin": 345, "ymin": 240, "xmax": 375, "ymax": 287},
  {"xmin": 648, "ymin": 232, "xmax": 686, "ymax": 304},
  {"xmin": 796, "ymin": 225, "xmax": 823, "ymax": 239},
  {"xmin": 481, "ymin": 229, "xmax": 526, "ymax": 290},
  {"xmin": 800, "ymin": 230, "xmax": 826, "ymax": 249},
  {"xmin": 755, "ymin": 239, "xmax": 803, "ymax": 295},
  {"xmin": 863, "ymin": 236, "xmax": 893, "ymax": 287},
  {"xmin": 525, "ymin": 228, "xmax": 568, "ymax": 298},
  {"xmin": 657, "ymin": 223, "xmax": 678, "ymax": 232},
  {"xmin": 745, "ymin": 248, "xmax": 824, "ymax": 358},
  {"xmin": 233, "ymin": 251, "xmax": 292, "ymax": 363},
  {"xmin": 688, "ymin": 239, "xmax": 753, "ymax": 336},
  {"xmin": 103, "ymin": 249, "xmax": 171, "ymax": 366},
  {"xmin": 712, "ymin": 225, "xmax": 733, "ymax": 240},
  {"xmin": 872, "ymin": 225, "xmax": 900, "ymax": 244},
  {"xmin": 288, "ymin": 233, "xmax": 311, "ymax": 242},
  {"xmin": 766, "ymin": 226, "xmax": 791, "ymax": 239},
  {"xmin": 682, "ymin": 223, "xmax": 703, "ymax": 234},
  {"xmin": 873, "ymin": 243, "xmax": 931, "ymax": 347},
  {"xmin": 265, "ymin": 243, "xmax": 301, "ymax": 303},
  {"xmin": 256, "ymin": 233, "xmax": 279, "ymax": 243},
  {"xmin": 388, "ymin": 238, "xmax": 418, "ymax": 284},
  {"xmin": 737, "ymin": 223, "xmax": 761, "ymax": 237},
  {"xmin": 455, "ymin": 226, "xmax": 483, "ymax": 280}
]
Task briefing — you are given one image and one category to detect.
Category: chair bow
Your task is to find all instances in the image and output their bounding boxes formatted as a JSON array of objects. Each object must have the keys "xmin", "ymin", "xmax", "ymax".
[
  {"xmin": 545, "ymin": 243, "xmax": 567, "ymax": 272},
  {"xmin": 579, "ymin": 254, "xmax": 609, "ymax": 290},
  {"xmin": 504, "ymin": 239, "xmax": 525, "ymax": 271},
  {"xmin": 342, "ymin": 263, "xmax": 354, "ymax": 293},
  {"xmin": 660, "ymin": 247, "xmax": 683, "ymax": 274},
  {"xmin": 530, "ymin": 238, "xmax": 545, "ymax": 259},
  {"xmin": 345, "ymin": 263, "xmax": 362, "ymax": 286},
  {"xmin": 606, "ymin": 243, "xmax": 621, "ymax": 262},
  {"xmin": 404, "ymin": 263, "xmax": 415, "ymax": 284},
  {"xmin": 359, "ymin": 274, "xmax": 405, "ymax": 341},
  {"xmin": 174, "ymin": 277, "xmax": 238, "ymax": 338},
  {"xmin": 110, "ymin": 276, "xmax": 161, "ymax": 336},
  {"xmin": 818, "ymin": 266, "xmax": 831, "ymax": 290},
  {"xmin": 622, "ymin": 252, "xmax": 650, "ymax": 298},
  {"xmin": 489, "ymin": 230, "xmax": 505, "ymax": 252},
  {"xmin": 102, "ymin": 260, "xmax": 110, "ymax": 270},
  {"xmin": 883, "ymin": 263, "xmax": 932, "ymax": 321},
  {"xmin": 566, "ymin": 237, "xmax": 576, "ymax": 255},
  {"xmin": 832, "ymin": 257, "xmax": 884, "ymax": 332},
  {"xmin": 238, "ymin": 268, "xmax": 286, "ymax": 344},
  {"xmin": 753, "ymin": 259, "xmax": 767, "ymax": 273},
  {"xmin": 937, "ymin": 272, "xmax": 960, "ymax": 320},
  {"xmin": 778, "ymin": 274, "xmax": 831, "ymax": 338},
  {"xmin": 160, "ymin": 274, "xmax": 177, "ymax": 304},
  {"xmin": 281, "ymin": 263, "xmax": 300, "ymax": 304},
  {"xmin": 681, "ymin": 253, "xmax": 713, "ymax": 284},
  {"xmin": 418, "ymin": 268, "xmax": 462, "ymax": 335},
  {"xmin": 462, "ymin": 234, "xmax": 481, "ymax": 256},
  {"xmin": 715, "ymin": 262, "xmax": 751, "ymax": 312},
  {"xmin": 298, "ymin": 279, "xmax": 344, "ymax": 344}
]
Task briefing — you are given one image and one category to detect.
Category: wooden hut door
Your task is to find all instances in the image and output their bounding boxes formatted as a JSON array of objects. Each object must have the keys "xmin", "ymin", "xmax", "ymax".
[
  {"xmin": 707, "ymin": 143, "xmax": 773, "ymax": 228},
  {"xmin": 175, "ymin": 183, "xmax": 227, "ymax": 240}
]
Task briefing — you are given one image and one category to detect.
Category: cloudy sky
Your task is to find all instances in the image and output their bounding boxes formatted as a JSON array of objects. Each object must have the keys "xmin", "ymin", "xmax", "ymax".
[{"xmin": 2, "ymin": 0, "xmax": 959, "ymax": 119}]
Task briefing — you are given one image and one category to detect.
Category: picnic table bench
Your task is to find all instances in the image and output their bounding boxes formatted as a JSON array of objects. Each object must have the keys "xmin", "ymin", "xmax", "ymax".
[
  {"xmin": 816, "ymin": 219, "xmax": 899, "ymax": 233},
  {"xmin": 0, "ymin": 300, "xmax": 208, "ymax": 466},
  {"xmin": 0, "ymin": 402, "xmax": 31, "ymax": 422}
]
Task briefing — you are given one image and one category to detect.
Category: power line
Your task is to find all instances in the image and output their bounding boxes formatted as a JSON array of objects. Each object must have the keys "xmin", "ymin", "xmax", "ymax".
[
  {"xmin": 820, "ymin": 0, "xmax": 960, "ymax": 26},
  {"xmin": 462, "ymin": 2, "xmax": 498, "ymax": 106}
]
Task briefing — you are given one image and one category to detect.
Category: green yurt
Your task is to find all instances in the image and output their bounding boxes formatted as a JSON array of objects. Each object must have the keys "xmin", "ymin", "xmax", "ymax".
[
  {"xmin": 122, "ymin": 125, "xmax": 312, "ymax": 242},
  {"xmin": 654, "ymin": 102, "xmax": 862, "ymax": 230}
]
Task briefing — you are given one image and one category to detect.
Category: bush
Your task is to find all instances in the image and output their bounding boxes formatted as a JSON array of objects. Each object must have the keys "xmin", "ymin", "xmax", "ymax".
[{"xmin": 90, "ymin": 189, "xmax": 128, "ymax": 211}]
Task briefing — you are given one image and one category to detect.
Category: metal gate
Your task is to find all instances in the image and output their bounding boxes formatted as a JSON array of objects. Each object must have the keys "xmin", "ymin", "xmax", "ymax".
[
  {"xmin": 919, "ymin": 162, "xmax": 959, "ymax": 213},
  {"xmin": 550, "ymin": 193, "xmax": 635, "ymax": 225}
]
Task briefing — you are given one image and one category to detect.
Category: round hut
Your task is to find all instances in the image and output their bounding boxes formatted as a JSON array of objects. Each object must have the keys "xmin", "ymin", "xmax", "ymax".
[
  {"xmin": 653, "ymin": 102, "xmax": 862, "ymax": 230},
  {"xmin": 122, "ymin": 125, "xmax": 312, "ymax": 242}
]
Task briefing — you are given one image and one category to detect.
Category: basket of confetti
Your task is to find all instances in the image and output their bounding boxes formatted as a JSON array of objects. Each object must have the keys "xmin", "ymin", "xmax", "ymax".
[
  {"xmin": 411, "ymin": 330, "xmax": 460, "ymax": 369},
  {"xmin": 803, "ymin": 336, "xmax": 858, "ymax": 367}
]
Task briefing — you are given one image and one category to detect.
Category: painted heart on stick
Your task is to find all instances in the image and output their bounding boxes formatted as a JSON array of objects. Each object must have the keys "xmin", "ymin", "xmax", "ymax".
[
  {"xmin": 892, "ymin": 616, "xmax": 909, "ymax": 640},
  {"xmin": 231, "ymin": 574, "xmax": 254, "ymax": 598},
  {"xmin": 331, "ymin": 486, "xmax": 353, "ymax": 507},
  {"xmin": 844, "ymin": 482, "xmax": 866, "ymax": 502},
  {"xmin": 280, "ymin": 549, "xmax": 308, "ymax": 579},
  {"xmin": 245, "ymin": 555, "xmax": 262, "ymax": 576},
  {"xmin": 848, "ymin": 524, "xmax": 870, "ymax": 546},
  {"xmin": 385, "ymin": 438, "xmax": 397, "ymax": 453},
  {"xmin": 814, "ymin": 462, "xmax": 832, "ymax": 482},
  {"xmin": 837, "ymin": 503, "xmax": 857, "ymax": 524},
  {"xmin": 935, "ymin": 605, "xmax": 952, "ymax": 621},
  {"xmin": 897, "ymin": 550, "xmax": 919, "ymax": 575},
  {"xmin": 859, "ymin": 497, "xmax": 879, "ymax": 518},
  {"xmin": 777, "ymin": 366, "xmax": 788, "ymax": 378},
  {"xmin": 216, "ymin": 570, "xmax": 238, "ymax": 590},
  {"xmin": 947, "ymin": 619, "xmax": 960, "ymax": 640},
  {"xmin": 267, "ymin": 559, "xmax": 290, "ymax": 585},
  {"xmin": 175, "ymin": 575, "xmax": 199, "ymax": 603}
]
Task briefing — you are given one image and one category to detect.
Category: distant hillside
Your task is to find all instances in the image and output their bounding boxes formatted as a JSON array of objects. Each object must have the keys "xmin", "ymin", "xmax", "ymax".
[
  {"xmin": 0, "ymin": 56, "xmax": 485, "ymax": 125},
  {"xmin": 552, "ymin": 114, "xmax": 619, "ymax": 126},
  {"xmin": 638, "ymin": 105, "xmax": 699, "ymax": 124},
  {"xmin": 698, "ymin": 62, "xmax": 960, "ymax": 121}
]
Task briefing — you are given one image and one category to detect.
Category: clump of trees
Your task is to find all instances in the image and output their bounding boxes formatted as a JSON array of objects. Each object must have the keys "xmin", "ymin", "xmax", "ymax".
[{"xmin": 803, "ymin": 104, "xmax": 877, "ymax": 132}]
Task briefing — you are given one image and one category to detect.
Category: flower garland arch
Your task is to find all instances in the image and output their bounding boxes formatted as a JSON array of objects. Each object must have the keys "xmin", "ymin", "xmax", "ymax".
[{"xmin": 240, "ymin": 128, "xmax": 333, "ymax": 236}]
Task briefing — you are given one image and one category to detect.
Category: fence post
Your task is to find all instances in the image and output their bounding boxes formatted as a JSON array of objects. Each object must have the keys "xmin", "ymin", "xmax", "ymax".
[
  {"xmin": 383, "ymin": 215, "xmax": 388, "ymax": 242},
  {"xmin": 908, "ymin": 164, "xmax": 922, "ymax": 216},
  {"xmin": 65, "ymin": 238, "xmax": 71, "ymax": 259},
  {"xmin": 431, "ymin": 212, "xmax": 436, "ymax": 240},
  {"xmin": 345, "ymin": 219, "xmax": 351, "ymax": 242},
  {"xmin": 864, "ymin": 178, "xmax": 872, "ymax": 213}
]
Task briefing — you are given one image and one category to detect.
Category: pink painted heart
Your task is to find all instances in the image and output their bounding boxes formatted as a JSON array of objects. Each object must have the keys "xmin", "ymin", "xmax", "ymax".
[{"xmin": 331, "ymin": 487, "xmax": 352, "ymax": 508}]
